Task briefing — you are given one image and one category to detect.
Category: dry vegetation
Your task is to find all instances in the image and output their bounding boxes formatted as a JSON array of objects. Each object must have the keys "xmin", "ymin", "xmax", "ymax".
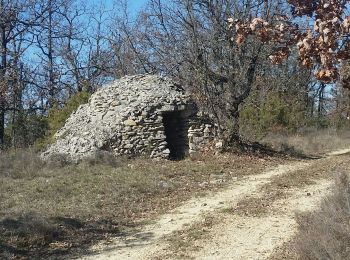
[
  {"xmin": 0, "ymin": 149, "xmax": 282, "ymax": 259},
  {"xmin": 159, "ymin": 153, "xmax": 350, "ymax": 260},
  {"xmin": 228, "ymin": 154, "xmax": 337, "ymax": 218},
  {"xmin": 160, "ymin": 214, "xmax": 219, "ymax": 260},
  {"xmin": 269, "ymin": 155, "xmax": 350, "ymax": 260},
  {"xmin": 263, "ymin": 129, "xmax": 350, "ymax": 156},
  {"xmin": 294, "ymin": 172, "xmax": 350, "ymax": 260},
  {"xmin": 1, "ymin": 131, "xmax": 349, "ymax": 259}
]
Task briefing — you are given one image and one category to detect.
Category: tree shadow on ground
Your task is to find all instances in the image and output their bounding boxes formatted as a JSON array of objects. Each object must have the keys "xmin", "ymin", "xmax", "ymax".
[
  {"xmin": 0, "ymin": 213, "xmax": 151, "ymax": 259},
  {"xmin": 225, "ymin": 138, "xmax": 321, "ymax": 160}
]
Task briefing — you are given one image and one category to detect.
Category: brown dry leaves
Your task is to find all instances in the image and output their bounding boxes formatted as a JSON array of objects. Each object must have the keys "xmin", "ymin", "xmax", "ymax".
[{"xmin": 229, "ymin": 0, "xmax": 350, "ymax": 86}]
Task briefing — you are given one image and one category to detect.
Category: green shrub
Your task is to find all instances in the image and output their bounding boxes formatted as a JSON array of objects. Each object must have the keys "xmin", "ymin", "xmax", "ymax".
[
  {"xmin": 34, "ymin": 92, "xmax": 90, "ymax": 151},
  {"xmin": 47, "ymin": 91, "xmax": 90, "ymax": 135},
  {"xmin": 5, "ymin": 113, "xmax": 49, "ymax": 149},
  {"xmin": 240, "ymin": 89, "xmax": 307, "ymax": 139}
]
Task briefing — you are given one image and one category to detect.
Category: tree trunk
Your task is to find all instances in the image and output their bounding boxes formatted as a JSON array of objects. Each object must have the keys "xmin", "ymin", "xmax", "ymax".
[
  {"xmin": 11, "ymin": 62, "xmax": 24, "ymax": 148},
  {"xmin": 0, "ymin": 20, "xmax": 7, "ymax": 149},
  {"xmin": 0, "ymin": 104, "xmax": 5, "ymax": 150},
  {"xmin": 226, "ymin": 51, "xmax": 261, "ymax": 148},
  {"xmin": 318, "ymin": 83, "xmax": 325, "ymax": 121},
  {"xmin": 48, "ymin": 0, "xmax": 55, "ymax": 107},
  {"xmin": 228, "ymin": 112, "xmax": 240, "ymax": 144}
]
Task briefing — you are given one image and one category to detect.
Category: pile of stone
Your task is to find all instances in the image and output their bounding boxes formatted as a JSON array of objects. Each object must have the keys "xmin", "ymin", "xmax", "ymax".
[{"xmin": 41, "ymin": 74, "xmax": 220, "ymax": 161}]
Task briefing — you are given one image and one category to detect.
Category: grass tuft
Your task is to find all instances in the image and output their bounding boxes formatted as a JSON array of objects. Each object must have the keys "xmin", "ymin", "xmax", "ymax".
[
  {"xmin": 294, "ymin": 172, "xmax": 350, "ymax": 260},
  {"xmin": 0, "ymin": 149, "xmax": 46, "ymax": 179}
]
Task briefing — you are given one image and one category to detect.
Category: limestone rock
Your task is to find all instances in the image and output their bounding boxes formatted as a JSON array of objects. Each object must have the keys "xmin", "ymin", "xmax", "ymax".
[
  {"xmin": 124, "ymin": 119, "xmax": 137, "ymax": 126},
  {"xmin": 41, "ymin": 74, "xmax": 220, "ymax": 162}
]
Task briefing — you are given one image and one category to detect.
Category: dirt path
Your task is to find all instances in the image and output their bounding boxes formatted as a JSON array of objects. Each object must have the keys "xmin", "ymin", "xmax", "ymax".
[
  {"xmin": 184, "ymin": 179, "xmax": 331, "ymax": 260},
  {"xmin": 81, "ymin": 149, "xmax": 350, "ymax": 260}
]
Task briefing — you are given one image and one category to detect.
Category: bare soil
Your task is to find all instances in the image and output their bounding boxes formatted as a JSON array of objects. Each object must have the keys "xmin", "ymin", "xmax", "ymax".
[
  {"xmin": 80, "ymin": 149, "xmax": 350, "ymax": 260},
  {"xmin": 0, "ymin": 151, "xmax": 282, "ymax": 259}
]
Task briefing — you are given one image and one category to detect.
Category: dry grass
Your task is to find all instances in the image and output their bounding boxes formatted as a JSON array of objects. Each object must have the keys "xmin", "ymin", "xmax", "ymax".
[
  {"xmin": 263, "ymin": 129, "xmax": 350, "ymax": 156},
  {"xmin": 160, "ymin": 214, "xmax": 218, "ymax": 259},
  {"xmin": 271, "ymin": 172, "xmax": 350, "ymax": 260},
  {"xmin": 0, "ymin": 149, "xmax": 282, "ymax": 259},
  {"xmin": 226, "ymin": 189, "xmax": 285, "ymax": 217},
  {"xmin": 293, "ymin": 172, "xmax": 350, "ymax": 260},
  {"xmin": 226, "ymin": 155, "xmax": 343, "ymax": 218},
  {"xmin": 270, "ymin": 155, "xmax": 350, "ymax": 260},
  {"xmin": 156, "ymin": 154, "xmax": 350, "ymax": 259},
  {"xmin": 0, "ymin": 149, "xmax": 47, "ymax": 179}
]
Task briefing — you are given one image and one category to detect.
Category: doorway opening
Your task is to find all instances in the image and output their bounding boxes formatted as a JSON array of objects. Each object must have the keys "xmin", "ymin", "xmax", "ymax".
[{"xmin": 162, "ymin": 111, "xmax": 189, "ymax": 160}]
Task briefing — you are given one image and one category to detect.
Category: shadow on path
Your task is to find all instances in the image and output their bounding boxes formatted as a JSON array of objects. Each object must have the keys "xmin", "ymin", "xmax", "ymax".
[
  {"xmin": 225, "ymin": 139, "xmax": 321, "ymax": 160},
  {"xmin": 0, "ymin": 213, "xmax": 151, "ymax": 259}
]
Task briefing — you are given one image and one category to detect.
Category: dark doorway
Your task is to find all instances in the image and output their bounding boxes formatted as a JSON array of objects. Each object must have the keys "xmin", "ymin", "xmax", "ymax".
[{"xmin": 162, "ymin": 111, "xmax": 189, "ymax": 160}]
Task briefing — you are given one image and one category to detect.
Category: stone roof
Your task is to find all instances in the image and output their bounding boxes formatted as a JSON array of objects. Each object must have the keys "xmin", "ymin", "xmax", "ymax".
[{"xmin": 41, "ymin": 74, "xmax": 193, "ymax": 161}]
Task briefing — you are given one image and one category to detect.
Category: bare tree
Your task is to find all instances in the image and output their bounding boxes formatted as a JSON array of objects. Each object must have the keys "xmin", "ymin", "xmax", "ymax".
[
  {"xmin": 34, "ymin": 0, "xmax": 64, "ymax": 108},
  {"xmin": 124, "ymin": 0, "xmax": 290, "ymax": 144},
  {"xmin": 58, "ymin": 1, "xmax": 87, "ymax": 92},
  {"xmin": 0, "ymin": 0, "xmax": 47, "ymax": 149}
]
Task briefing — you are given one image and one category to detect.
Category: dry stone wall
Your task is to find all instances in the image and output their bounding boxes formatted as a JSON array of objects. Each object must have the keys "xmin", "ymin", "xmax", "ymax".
[
  {"xmin": 188, "ymin": 114, "xmax": 221, "ymax": 154},
  {"xmin": 41, "ymin": 75, "xmax": 221, "ymax": 161}
]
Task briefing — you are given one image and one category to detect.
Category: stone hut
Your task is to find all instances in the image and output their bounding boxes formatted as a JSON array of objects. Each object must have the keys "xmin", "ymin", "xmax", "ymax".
[{"xmin": 42, "ymin": 75, "xmax": 219, "ymax": 161}]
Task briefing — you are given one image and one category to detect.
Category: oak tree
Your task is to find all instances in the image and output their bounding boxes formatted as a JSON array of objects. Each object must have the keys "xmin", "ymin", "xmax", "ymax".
[{"xmin": 230, "ymin": 0, "xmax": 350, "ymax": 86}]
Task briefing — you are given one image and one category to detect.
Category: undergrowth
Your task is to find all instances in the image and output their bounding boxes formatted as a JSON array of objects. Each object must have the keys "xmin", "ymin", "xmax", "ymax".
[{"xmin": 262, "ymin": 129, "xmax": 350, "ymax": 156}]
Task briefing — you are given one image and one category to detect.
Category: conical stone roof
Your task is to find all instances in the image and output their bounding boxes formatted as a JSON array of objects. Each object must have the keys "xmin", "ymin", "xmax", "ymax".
[{"xmin": 41, "ymin": 74, "xmax": 194, "ymax": 161}]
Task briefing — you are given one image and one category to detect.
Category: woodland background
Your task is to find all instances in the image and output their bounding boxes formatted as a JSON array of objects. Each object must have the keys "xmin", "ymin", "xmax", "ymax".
[
  {"xmin": 1, "ymin": 0, "xmax": 350, "ymax": 151},
  {"xmin": 2, "ymin": 1, "xmax": 350, "ymax": 259}
]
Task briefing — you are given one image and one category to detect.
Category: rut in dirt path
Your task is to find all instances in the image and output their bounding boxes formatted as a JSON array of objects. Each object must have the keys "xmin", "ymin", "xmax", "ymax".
[
  {"xmin": 184, "ymin": 179, "xmax": 331, "ymax": 260},
  {"xmin": 81, "ymin": 162, "xmax": 310, "ymax": 260},
  {"xmin": 81, "ymin": 149, "xmax": 350, "ymax": 260}
]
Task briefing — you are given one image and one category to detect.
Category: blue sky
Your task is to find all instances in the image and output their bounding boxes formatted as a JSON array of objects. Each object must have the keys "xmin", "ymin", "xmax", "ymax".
[
  {"xmin": 87, "ymin": 0, "xmax": 149, "ymax": 14},
  {"xmin": 128, "ymin": 0, "xmax": 148, "ymax": 12}
]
